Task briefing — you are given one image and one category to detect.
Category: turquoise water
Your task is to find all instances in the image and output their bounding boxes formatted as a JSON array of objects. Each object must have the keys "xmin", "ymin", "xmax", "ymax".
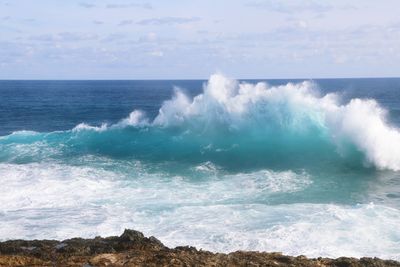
[{"xmin": 1, "ymin": 74, "xmax": 400, "ymax": 259}]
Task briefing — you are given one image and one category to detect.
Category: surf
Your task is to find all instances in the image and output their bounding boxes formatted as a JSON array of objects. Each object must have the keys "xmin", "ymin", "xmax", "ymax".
[
  {"xmin": 1, "ymin": 75, "xmax": 400, "ymax": 260},
  {"xmin": 1, "ymin": 74, "xmax": 400, "ymax": 171}
]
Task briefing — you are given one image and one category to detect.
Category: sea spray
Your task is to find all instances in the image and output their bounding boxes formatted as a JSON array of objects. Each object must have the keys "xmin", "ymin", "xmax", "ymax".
[{"xmin": 2, "ymin": 74, "xmax": 400, "ymax": 170}]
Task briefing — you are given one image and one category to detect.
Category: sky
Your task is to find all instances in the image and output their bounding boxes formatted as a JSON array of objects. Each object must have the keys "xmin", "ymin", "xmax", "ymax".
[{"xmin": 0, "ymin": 0, "xmax": 400, "ymax": 79}]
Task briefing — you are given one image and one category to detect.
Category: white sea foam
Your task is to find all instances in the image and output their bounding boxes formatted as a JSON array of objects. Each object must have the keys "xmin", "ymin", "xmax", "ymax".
[
  {"xmin": 148, "ymin": 203, "xmax": 400, "ymax": 260},
  {"xmin": 71, "ymin": 110, "xmax": 149, "ymax": 132},
  {"xmin": 0, "ymin": 162, "xmax": 399, "ymax": 259},
  {"xmin": 117, "ymin": 110, "xmax": 149, "ymax": 127},
  {"xmin": 0, "ymin": 163, "xmax": 121, "ymax": 211},
  {"xmin": 225, "ymin": 169, "xmax": 312, "ymax": 194},
  {"xmin": 73, "ymin": 122, "xmax": 108, "ymax": 132},
  {"xmin": 0, "ymin": 162, "xmax": 309, "ymax": 212},
  {"xmin": 194, "ymin": 161, "xmax": 219, "ymax": 172}
]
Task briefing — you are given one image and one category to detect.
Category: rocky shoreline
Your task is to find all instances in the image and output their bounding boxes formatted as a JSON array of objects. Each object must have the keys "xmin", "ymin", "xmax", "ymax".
[{"xmin": 0, "ymin": 229, "xmax": 399, "ymax": 267}]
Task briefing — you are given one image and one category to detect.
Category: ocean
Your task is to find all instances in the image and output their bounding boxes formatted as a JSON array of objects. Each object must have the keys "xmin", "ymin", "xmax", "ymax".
[{"xmin": 1, "ymin": 74, "xmax": 400, "ymax": 259}]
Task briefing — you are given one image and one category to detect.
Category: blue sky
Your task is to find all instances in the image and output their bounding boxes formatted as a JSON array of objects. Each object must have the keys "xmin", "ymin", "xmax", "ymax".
[{"xmin": 1, "ymin": 0, "xmax": 400, "ymax": 79}]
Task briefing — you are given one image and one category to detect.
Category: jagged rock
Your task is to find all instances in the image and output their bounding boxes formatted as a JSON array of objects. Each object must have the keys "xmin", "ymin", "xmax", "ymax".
[
  {"xmin": 0, "ymin": 229, "xmax": 399, "ymax": 266},
  {"xmin": 119, "ymin": 229, "xmax": 144, "ymax": 243}
]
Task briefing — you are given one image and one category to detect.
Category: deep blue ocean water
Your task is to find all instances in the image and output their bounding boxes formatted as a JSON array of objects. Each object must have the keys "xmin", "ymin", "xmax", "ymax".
[
  {"xmin": 2, "ymin": 78, "xmax": 400, "ymax": 136},
  {"xmin": 1, "ymin": 75, "xmax": 400, "ymax": 259}
]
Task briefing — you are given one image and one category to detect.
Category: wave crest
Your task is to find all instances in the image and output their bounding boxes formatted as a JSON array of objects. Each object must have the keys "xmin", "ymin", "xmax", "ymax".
[
  {"xmin": 128, "ymin": 74, "xmax": 400, "ymax": 170},
  {"xmin": 1, "ymin": 74, "xmax": 400, "ymax": 171}
]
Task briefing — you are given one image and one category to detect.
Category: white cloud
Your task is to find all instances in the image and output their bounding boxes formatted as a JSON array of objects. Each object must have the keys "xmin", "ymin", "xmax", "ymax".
[
  {"xmin": 245, "ymin": 0, "xmax": 333, "ymax": 13},
  {"xmin": 106, "ymin": 3, "xmax": 152, "ymax": 9},
  {"xmin": 149, "ymin": 50, "xmax": 164, "ymax": 57},
  {"xmin": 118, "ymin": 20, "xmax": 134, "ymax": 26},
  {"xmin": 1, "ymin": 0, "xmax": 400, "ymax": 78},
  {"xmin": 79, "ymin": 2, "xmax": 95, "ymax": 8},
  {"xmin": 137, "ymin": 17, "xmax": 201, "ymax": 26}
]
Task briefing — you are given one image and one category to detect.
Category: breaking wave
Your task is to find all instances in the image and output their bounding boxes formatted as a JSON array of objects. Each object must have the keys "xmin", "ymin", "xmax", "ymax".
[{"xmin": 1, "ymin": 74, "xmax": 400, "ymax": 171}]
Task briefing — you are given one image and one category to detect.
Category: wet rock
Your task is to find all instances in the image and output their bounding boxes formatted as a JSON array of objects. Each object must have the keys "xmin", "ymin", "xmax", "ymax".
[
  {"xmin": 0, "ymin": 229, "xmax": 399, "ymax": 266},
  {"xmin": 119, "ymin": 229, "xmax": 144, "ymax": 242},
  {"xmin": 148, "ymin": 236, "xmax": 164, "ymax": 247}
]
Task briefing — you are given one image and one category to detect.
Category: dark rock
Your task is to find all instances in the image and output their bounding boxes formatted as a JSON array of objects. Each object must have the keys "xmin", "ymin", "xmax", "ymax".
[
  {"xmin": 0, "ymin": 230, "xmax": 399, "ymax": 266},
  {"xmin": 119, "ymin": 229, "xmax": 145, "ymax": 243},
  {"xmin": 148, "ymin": 236, "xmax": 164, "ymax": 247},
  {"xmin": 175, "ymin": 246, "xmax": 198, "ymax": 252}
]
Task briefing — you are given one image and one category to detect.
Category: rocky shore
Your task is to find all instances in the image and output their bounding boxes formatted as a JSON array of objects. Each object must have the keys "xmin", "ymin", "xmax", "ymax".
[{"xmin": 0, "ymin": 229, "xmax": 399, "ymax": 267}]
